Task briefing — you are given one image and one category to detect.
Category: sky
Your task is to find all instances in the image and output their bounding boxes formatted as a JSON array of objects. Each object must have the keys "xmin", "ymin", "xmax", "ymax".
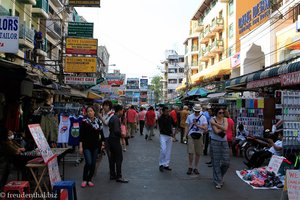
[{"xmin": 76, "ymin": 0, "xmax": 200, "ymax": 79}]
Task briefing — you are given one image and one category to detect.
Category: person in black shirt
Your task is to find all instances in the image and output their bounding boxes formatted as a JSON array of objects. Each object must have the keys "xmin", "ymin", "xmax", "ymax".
[
  {"xmin": 108, "ymin": 104, "xmax": 129, "ymax": 183},
  {"xmin": 79, "ymin": 106, "xmax": 104, "ymax": 188},
  {"xmin": 158, "ymin": 106, "xmax": 174, "ymax": 172}
]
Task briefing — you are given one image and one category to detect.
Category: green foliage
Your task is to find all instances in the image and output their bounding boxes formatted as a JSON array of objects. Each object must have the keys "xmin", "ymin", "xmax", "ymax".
[{"xmin": 150, "ymin": 76, "xmax": 163, "ymax": 103}]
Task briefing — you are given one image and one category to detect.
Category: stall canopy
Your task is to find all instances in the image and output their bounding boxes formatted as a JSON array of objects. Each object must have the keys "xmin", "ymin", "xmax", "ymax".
[
  {"xmin": 286, "ymin": 36, "xmax": 300, "ymax": 50},
  {"xmin": 187, "ymin": 87, "xmax": 208, "ymax": 97},
  {"xmin": 87, "ymin": 91, "xmax": 103, "ymax": 99}
]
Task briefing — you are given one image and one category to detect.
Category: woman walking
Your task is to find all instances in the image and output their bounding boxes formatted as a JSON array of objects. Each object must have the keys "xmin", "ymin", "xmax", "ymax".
[
  {"xmin": 79, "ymin": 106, "xmax": 104, "ymax": 188},
  {"xmin": 210, "ymin": 107, "xmax": 229, "ymax": 189}
]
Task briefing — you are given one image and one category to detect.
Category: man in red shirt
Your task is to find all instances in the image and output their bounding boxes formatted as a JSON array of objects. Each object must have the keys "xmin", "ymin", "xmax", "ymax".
[
  {"xmin": 145, "ymin": 106, "xmax": 156, "ymax": 140},
  {"xmin": 169, "ymin": 106, "xmax": 179, "ymax": 142},
  {"xmin": 126, "ymin": 105, "xmax": 138, "ymax": 138}
]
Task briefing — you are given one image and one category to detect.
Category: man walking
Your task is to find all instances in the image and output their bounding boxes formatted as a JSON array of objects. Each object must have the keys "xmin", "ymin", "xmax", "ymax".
[
  {"xmin": 185, "ymin": 104, "xmax": 208, "ymax": 175},
  {"xmin": 180, "ymin": 106, "xmax": 189, "ymax": 144},
  {"xmin": 158, "ymin": 106, "xmax": 174, "ymax": 172},
  {"xmin": 126, "ymin": 105, "xmax": 138, "ymax": 138},
  {"xmin": 108, "ymin": 104, "xmax": 128, "ymax": 183},
  {"xmin": 145, "ymin": 106, "xmax": 156, "ymax": 140}
]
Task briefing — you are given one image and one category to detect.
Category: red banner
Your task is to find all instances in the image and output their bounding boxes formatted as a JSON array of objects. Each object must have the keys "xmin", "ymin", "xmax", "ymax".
[
  {"xmin": 280, "ymin": 71, "xmax": 300, "ymax": 87},
  {"xmin": 247, "ymin": 77, "xmax": 280, "ymax": 89}
]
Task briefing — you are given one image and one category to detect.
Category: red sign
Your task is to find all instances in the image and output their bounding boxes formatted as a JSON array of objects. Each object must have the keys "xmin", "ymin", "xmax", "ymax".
[
  {"xmin": 280, "ymin": 71, "xmax": 300, "ymax": 87},
  {"xmin": 247, "ymin": 77, "xmax": 280, "ymax": 89},
  {"xmin": 107, "ymin": 80, "xmax": 124, "ymax": 85}
]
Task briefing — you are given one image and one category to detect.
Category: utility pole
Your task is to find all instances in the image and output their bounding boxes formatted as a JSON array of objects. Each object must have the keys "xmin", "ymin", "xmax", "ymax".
[{"xmin": 59, "ymin": 21, "xmax": 65, "ymax": 85}]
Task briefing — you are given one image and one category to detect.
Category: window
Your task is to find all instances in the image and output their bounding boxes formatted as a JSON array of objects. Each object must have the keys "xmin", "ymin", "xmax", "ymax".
[
  {"xmin": 179, "ymin": 78, "xmax": 183, "ymax": 83},
  {"xmin": 228, "ymin": 46, "xmax": 233, "ymax": 57},
  {"xmin": 219, "ymin": 53, "xmax": 223, "ymax": 61},
  {"xmin": 179, "ymin": 68, "xmax": 184, "ymax": 73},
  {"xmin": 168, "ymin": 69, "xmax": 177, "ymax": 73},
  {"xmin": 219, "ymin": 32, "xmax": 223, "ymax": 40},
  {"xmin": 168, "ymin": 79, "xmax": 177, "ymax": 84},
  {"xmin": 229, "ymin": 23, "xmax": 234, "ymax": 39},
  {"xmin": 211, "ymin": 57, "xmax": 215, "ymax": 65},
  {"xmin": 211, "ymin": 0, "xmax": 217, "ymax": 8},
  {"xmin": 168, "ymin": 89, "xmax": 175, "ymax": 94},
  {"xmin": 229, "ymin": 0, "xmax": 234, "ymax": 15}
]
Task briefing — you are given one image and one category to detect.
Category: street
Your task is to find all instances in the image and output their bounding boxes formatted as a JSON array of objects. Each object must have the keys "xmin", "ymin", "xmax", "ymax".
[{"xmin": 65, "ymin": 129, "xmax": 282, "ymax": 200}]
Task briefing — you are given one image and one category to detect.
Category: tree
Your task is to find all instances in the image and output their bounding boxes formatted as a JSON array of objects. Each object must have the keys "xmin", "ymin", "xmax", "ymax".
[{"xmin": 150, "ymin": 75, "xmax": 163, "ymax": 104}]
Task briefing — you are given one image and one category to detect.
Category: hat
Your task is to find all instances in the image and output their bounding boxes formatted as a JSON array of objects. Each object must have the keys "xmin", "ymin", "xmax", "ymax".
[{"xmin": 193, "ymin": 104, "xmax": 202, "ymax": 112}]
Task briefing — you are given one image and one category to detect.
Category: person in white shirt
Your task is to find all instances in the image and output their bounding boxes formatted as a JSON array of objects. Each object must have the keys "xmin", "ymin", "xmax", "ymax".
[
  {"xmin": 184, "ymin": 104, "xmax": 207, "ymax": 175},
  {"xmin": 232, "ymin": 124, "xmax": 249, "ymax": 156},
  {"xmin": 243, "ymin": 131, "xmax": 283, "ymax": 168}
]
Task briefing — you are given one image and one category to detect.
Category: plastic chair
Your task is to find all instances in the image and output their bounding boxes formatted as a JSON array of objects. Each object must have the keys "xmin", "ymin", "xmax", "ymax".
[
  {"xmin": 52, "ymin": 181, "xmax": 77, "ymax": 200},
  {"xmin": 2, "ymin": 181, "xmax": 30, "ymax": 200}
]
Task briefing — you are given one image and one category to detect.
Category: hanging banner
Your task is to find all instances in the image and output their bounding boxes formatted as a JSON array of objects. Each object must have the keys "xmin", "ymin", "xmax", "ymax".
[
  {"xmin": 66, "ymin": 38, "xmax": 97, "ymax": 55},
  {"xmin": 0, "ymin": 16, "xmax": 19, "ymax": 53},
  {"xmin": 99, "ymin": 85, "xmax": 111, "ymax": 93},
  {"xmin": 68, "ymin": 0, "xmax": 100, "ymax": 7},
  {"xmin": 47, "ymin": 157, "xmax": 61, "ymax": 188},
  {"xmin": 68, "ymin": 22, "xmax": 94, "ymax": 38},
  {"xmin": 65, "ymin": 76, "xmax": 97, "ymax": 85},
  {"xmin": 280, "ymin": 71, "xmax": 300, "ymax": 87},
  {"xmin": 28, "ymin": 124, "xmax": 54, "ymax": 163},
  {"xmin": 127, "ymin": 78, "xmax": 139, "ymax": 89},
  {"xmin": 64, "ymin": 57, "xmax": 97, "ymax": 73}
]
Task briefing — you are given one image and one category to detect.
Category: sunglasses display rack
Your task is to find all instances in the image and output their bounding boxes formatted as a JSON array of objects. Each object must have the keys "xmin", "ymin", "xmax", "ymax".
[
  {"xmin": 275, "ymin": 90, "xmax": 300, "ymax": 148},
  {"xmin": 236, "ymin": 98, "xmax": 265, "ymax": 137}
]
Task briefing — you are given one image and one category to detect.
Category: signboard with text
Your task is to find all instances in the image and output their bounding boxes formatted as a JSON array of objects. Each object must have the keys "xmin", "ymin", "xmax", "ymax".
[
  {"xmin": 0, "ymin": 16, "xmax": 19, "ymax": 53},
  {"xmin": 267, "ymin": 155, "xmax": 284, "ymax": 175},
  {"xmin": 126, "ymin": 78, "xmax": 139, "ymax": 89},
  {"xmin": 287, "ymin": 170, "xmax": 300, "ymax": 200},
  {"xmin": 280, "ymin": 71, "xmax": 300, "ymax": 87},
  {"xmin": 68, "ymin": 22, "xmax": 94, "ymax": 38},
  {"xmin": 69, "ymin": 0, "xmax": 100, "ymax": 7},
  {"xmin": 66, "ymin": 38, "xmax": 97, "ymax": 55},
  {"xmin": 140, "ymin": 79, "xmax": 148, "ymax": 90},
  {"xmin": 237, "ymin": 0, "xmax": 270, "ymax": 37},
  {"xmin": 106, "ymin": 73, "xmax": 125, "ymax": 85},
  {"xmin": 48, "ymin": 157, "xmax": 61, "ymax": 188},
  {"xmin": 28, "ymin": 124, "xmax": 54, "ymax": 163},
  {"xmin": 64, "ymin": 57, "xmax": 97, "ymax": 73},
  {"xmin": 65, "ymin": 76, "xmax": 96, "ymax": 85}
]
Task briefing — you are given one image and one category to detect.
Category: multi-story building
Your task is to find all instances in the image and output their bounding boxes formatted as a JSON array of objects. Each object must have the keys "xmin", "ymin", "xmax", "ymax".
[
  {"xmin": 180, "ymin": 0, "xmax": 237, "ymax": 91},
  {"xmin": 125, "ymin": 77, "xmax": 150, "ymax": 107},
  {"xmin": 161, "ymin": 50, "xmax": 184, "ymax": 102}
]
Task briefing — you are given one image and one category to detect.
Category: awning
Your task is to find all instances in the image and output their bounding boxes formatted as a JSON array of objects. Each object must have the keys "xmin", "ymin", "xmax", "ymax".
[
  {"xmin": 286, "ymin": 36, "xmax": 300, "ymax": 50},
  {"xmin": 207, "ymin": 92, "xmax": 226, "ymax": 98},
  {"xmin": 70, "ymin": 89, "xmax": 87, "ymax": 98},
  {"xmin": 176, "ymin": 78, "xmax": 187, "ymax": 91},
  {"xmin": 87, "ymin": 91, "xmax": 103, "ymax": 99},
  {"xmin": 278, "ymin": 61, "xmax": 300, "ymax": 75},
  {"xmin": 187, "ymin": 87, "xmax": 208, "ymax": 97},
  {"xmin": 191, "ymin": 72, "xmax": 204, "ymax": 84}
]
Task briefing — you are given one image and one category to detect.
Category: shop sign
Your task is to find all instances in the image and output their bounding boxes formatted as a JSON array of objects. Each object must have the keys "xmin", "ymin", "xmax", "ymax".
[
  {"xmin": 65, "ymin": 76, "xmax": 96, "ymax": 85},
  {"xmin": 66, "ymin": 38, "xmax": 97, "ymax": 55},
  {"xmin": 280, "ymin": 71, "xmax": 300, "ymax": 87},
  {"xmin": 287, "ymin": 170, "xmax": 300, "ymax": 200},
  {"xmin": 68, "ymin": 22, "xmax": 94, "ymax": 38},
  {"xmin": 247, "ymin": 77, "xmax": 280, "ymax": 89},
  {"xmin": 68, "ymin": 0, "xmax": 100, "ymax": 7},
  {"xmin": 0, "ymin": 16, "xmax": 19, "ymax": 53},
  {"xmin": 231, "ymin": 52, "xmax": 241, "ymax": 69},
  {"xmin": 238, "ymin": 0, "xmax": 270, "ymax": 36},
  {"xmin": 99, "ymin": 85, "xmax": 111, "ymax": 93},
  {"xmin": 64, "ymin": 57, "xmax": 97, "ymax": 73},
  {"xmin": 267, "ymin": 155, "xmax": 284, "ymax": 175},
  {"xmin": 127, "ymin": 78, "xmax": 139, "ymax": 89},
  {"xmin": 140, "ymin": 79, "xmax": 148, "ymax": 90}
]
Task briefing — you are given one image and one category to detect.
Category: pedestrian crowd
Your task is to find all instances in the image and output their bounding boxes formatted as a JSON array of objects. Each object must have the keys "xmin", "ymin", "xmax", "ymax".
[{"xmin": 78, "ymin": 101, "xmax": 273, "ymax": 190}]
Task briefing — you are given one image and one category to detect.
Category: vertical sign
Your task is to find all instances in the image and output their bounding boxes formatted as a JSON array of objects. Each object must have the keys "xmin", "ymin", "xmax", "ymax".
[
  {"xmin": 0, "ymin": 16, "xmax": 19, "ymax": 53},
  {"xmin": 28, "ymin": 124, "xmax": 54, "ymax": 163},
  {"xmin": 287, "ymin": 170, "xmax": 300, "ymax": 200}
]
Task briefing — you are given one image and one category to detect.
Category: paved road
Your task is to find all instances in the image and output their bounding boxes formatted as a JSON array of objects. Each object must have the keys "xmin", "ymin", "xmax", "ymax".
[{"xmin": 65, "ymin": 129, "xmax": 282, "ymax": 200}]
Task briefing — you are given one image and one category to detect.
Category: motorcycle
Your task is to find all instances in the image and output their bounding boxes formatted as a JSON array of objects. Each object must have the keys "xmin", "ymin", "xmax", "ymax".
[{"xmin": 241, "ymin": 130, "xmax": 273, "ymax": 161}]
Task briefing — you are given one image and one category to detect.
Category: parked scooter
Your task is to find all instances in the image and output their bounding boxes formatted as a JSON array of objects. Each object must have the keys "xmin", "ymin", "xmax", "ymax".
[{"xmin": 241, "ymin": 129, "xmax": 274, "ymax": 161}]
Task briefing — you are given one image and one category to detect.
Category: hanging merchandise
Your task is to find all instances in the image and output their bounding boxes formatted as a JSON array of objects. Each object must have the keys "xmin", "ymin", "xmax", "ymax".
[
  {"xmin": 236, "ymin": 98, "xmax": 264, "ymax": 136},
  {"xmin": 57, "ymin": 115, "xmax": 71, "ymax": 144},
  {"xmin": 68, "ymin": 115, "xmax": 84, "ymax": 146}
]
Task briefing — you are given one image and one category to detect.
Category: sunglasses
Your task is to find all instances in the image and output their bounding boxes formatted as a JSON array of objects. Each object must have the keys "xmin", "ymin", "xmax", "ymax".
[{"xmin": 218, "ymin": 112, "xmax": 224, "ymax": 114}]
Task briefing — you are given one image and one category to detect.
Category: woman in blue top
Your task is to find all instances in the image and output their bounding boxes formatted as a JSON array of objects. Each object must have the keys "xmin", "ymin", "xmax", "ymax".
[{"xmin": 210, "ymin": 107, "xmax": 229, "ymax": 189}]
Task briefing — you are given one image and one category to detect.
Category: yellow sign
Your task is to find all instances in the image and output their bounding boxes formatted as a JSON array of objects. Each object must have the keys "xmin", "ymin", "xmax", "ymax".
[
  {"xmin": 64, "ymin": 57, "xmax": 97, "ymax": 73},
  {"xmin": 66, "ymin": 38, "xmax": 98, "ymax": 55}
]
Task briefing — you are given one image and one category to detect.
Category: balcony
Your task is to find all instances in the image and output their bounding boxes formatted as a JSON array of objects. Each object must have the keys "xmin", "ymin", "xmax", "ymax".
[
  {"xmin": 32, "ymin": 0, "xmax": 49, "ymax": 19},
  {"xmin": 46, "ymin": 20, "xmax": 61, "ymax": 39},
  {"xmin": 19, "ymin": 24, "xmax": 35, "ymax": 49},
  {"xmin": 191, "ymin": 45, "xmax": 198, "ymax": 53},
  {"xmin": 195, "ymin": 21, "xmax": 204, "ymax": 32},
  {"xmin": 211, "ymin": 17, "xmax": 224, "ymax": 32},
  {"xmin": 51, "ymin": 0, "xmax": 64, "ymax": 7},
  {"xmin": 16, "ymin": 0, "xmax": 36, "ymax": 5},
  {"xmin": 199, "ymin": 48, "xmax": 209, "ymax": 62},
  {"xmin": 199, "ymin": 32, "xmax": 209, "ymax": 44},
  {"xmin": 36, "ymin": 38, "xmax": 47, "ymax": 57},
  {"xmin": 203, "ymin": 25, "xmax": 216, "ymax": 39},
  {"xmin": 204, "ymin": 45, "xmax": 215, "ymax": 57},
  {"xmin": 211, "ymin": 40, "xmax": 224, "ymax": 53}
]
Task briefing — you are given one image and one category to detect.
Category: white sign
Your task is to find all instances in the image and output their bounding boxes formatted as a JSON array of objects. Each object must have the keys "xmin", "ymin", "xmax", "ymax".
[
  {"xmin": 28, "ymin": 124, "xmax": 54, "ymax": 163},
  {"xmin": 0, "ymin": 16, "xmax": 19, "ymax": 53},
  {"xmin": 65, "ymin": 76, "xmax": 96, "ymax": 85},
  {"xmin": 267, "ymin": 155, "xmax": 284, "ymax": 175},
  {"xmin": 48, "ymin": 157, "xmax": 61, "ymax": 188},
  {"xmin": 287, "ymin": 170, "xmax": 300, "ymax": 200}
]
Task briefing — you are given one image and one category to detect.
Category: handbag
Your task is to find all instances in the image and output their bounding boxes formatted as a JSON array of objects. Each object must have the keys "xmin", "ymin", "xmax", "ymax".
[
  {"xmin": 213, "ymin": 118, "xmax": 226, "ymax": 138},
  {"xmin": 188, "ymin": 115, "xmax": 203, "ymax": 140},
  {"xmin": 190, "ymin": 132, "xmax": 201, "ymax": 139}
]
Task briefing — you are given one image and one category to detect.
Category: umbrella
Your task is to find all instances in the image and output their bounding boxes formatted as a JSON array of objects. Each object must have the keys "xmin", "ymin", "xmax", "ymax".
[{"xmin": 187, "ymin": 88, "xmax": 208, "ymax": 97}]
